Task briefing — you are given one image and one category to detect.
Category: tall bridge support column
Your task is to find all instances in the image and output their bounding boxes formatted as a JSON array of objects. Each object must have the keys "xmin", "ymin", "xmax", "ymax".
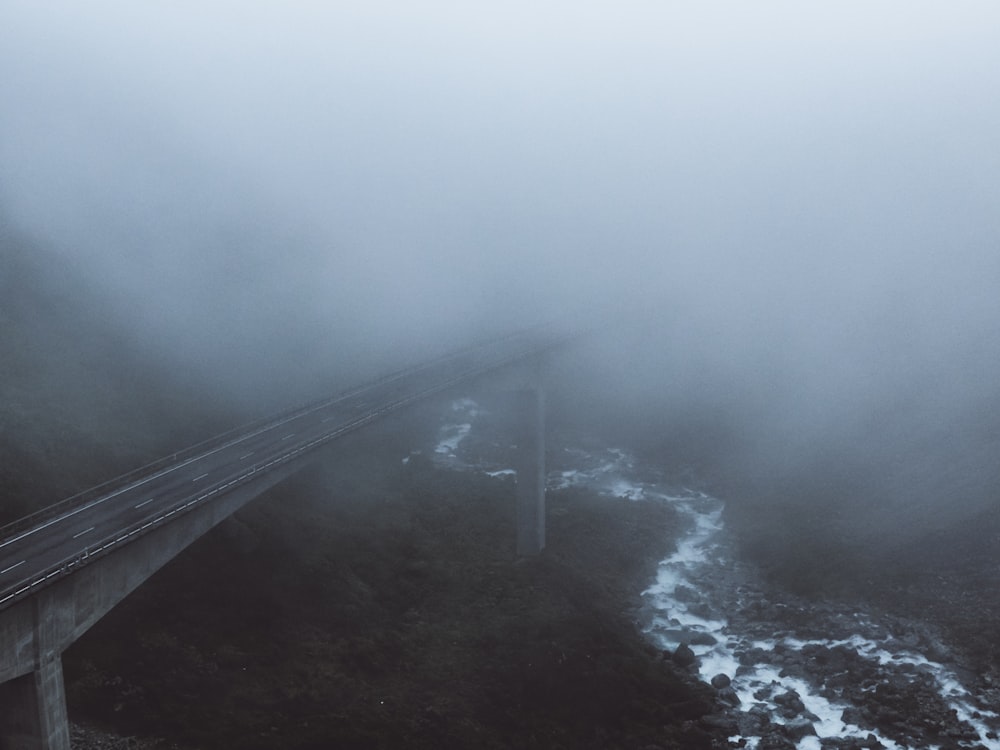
[
  {"xmin": 0, "ymin": 658, "xmax": 69, "ymax": 750},
  {"xmin": 0, "ymin": 594, "xmax": 71, "ymax": 750},
  {"xmin": 515, "ymin": 373, "xmax": 546, "ymax": 556}
]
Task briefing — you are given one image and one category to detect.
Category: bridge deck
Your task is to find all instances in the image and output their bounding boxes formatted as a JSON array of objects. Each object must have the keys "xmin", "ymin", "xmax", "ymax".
[{"xmin": 0, "ymin": 327, "xmax": 567, "ymax": 611}]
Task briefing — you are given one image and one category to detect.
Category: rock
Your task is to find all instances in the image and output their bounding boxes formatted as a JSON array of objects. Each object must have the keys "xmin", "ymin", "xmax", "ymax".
[
  {"xmin": 700, "ymin": 712, "xmax": 739, "ymax": 735},
  {"xmin": 757, "ymin": 730, "xmax": 797, "ymax": 749},
  {"xmin": 739, "ymin": 647, "xmax": 770, "ymax": 666},
  {"xmin": 783, "ymin": 717, "xmax": 816, "ymax": 742},
  {"xmin": 778, "ymin": 662, "xmax": 810, "ymax": 680},
  {"xmin": 737, "ymin": 705, "xmax": 772, "ymax": 736},
  {"xmin": 673, "ymin": 643, "xmax": 697, "ymax": 667},
  {"xmin": 710, "ymin": 673, "xmax": 731, "ymax": 689},
  {"xmin": 717, "ymin": 686, "xmax": 741, "ymax": 707},
  {"xmin": 687, "ymin": 602, "xmax": 717, "ymax": 620},
  {"xmin": 825, "ymin": 671, "xmax": 855, "ymax": 691},
  {"xmin": 773, "ymin": 689, "xmax": 806, "ymax": 716},
  {"xmin": 754, "ymin": 684, "xmax": 775, "ymax": 701},
  {"xmin": 817, "ymin": 735, "xmax": 874, "ymax": 750},
  {"xmin": 689, "ymin": 631, "xmax": 718, "ymax": 646}
]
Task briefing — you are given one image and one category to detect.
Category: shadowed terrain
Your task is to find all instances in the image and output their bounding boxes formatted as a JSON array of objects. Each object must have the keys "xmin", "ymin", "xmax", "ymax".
[{"xmin": 2, "ymin": 232, "xmax": 721, "ymax": 748}]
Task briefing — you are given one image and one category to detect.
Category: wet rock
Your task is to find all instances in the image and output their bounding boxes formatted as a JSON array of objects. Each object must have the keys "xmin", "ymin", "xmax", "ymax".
[
  {"xmin": 840, "ymin": 706, "xmax": 865, "ymax": 727},
  {"xmin": 820, "ymin": 736, "xmax": 886, "ymax": 750},
  {"xmin": 782, "ymin": 716, "xmax": 816, "ymax": 742},
  {"xmin": 753, "ymin": 684, "xmax": 776, "ymax": 701},
  {"xmin": 737, "ymin": 705, "xmax": 772, "ymax": 736},
  {"xmin": 830, "ymin": 736, "xmax": 886, "ymax": 749},
  {"xmin": 856, "ymin": 670, "xmax": 981, "ymax": 744},
  {"xmin": 825, "ymin": 670, "xmax": 855, "ymax": 691},
  {"xmin": 739, "ymin": 647, "xmax": 770, "ymax": 666},
  {"xmin": 717, "ymin": 686, "xmax": 741, "ymax": 707},
  {"xmin": 817, "ymin": 739, "xmax": 855, "ymax": 749},
  {"xmin": 660, "ymin": 628, "xmax": 692, "ymax": 643},
  {"xmin": 673, "ymin": 643, "xmax": 697, "ymax": 667},
  {"xmin": 710, "ymin": 673, "xmax": 731, "ymax": 689},
  {"xmin": 921, "ymin": 635, "xmax": 951, "ymax": 663},
  {"xmin": 778, "ymin": 661, "xmax": 810, "ymax": 681},
  {"xmin": 773, "ymin": 689, "xmax": 806, "ymax": 717},
  {"xmin": 689, "ymin": 631, "xmax": 718, "ymax": 646},
  {"xmin": 687, "ymin": 602, "xmax": 717, "ymax": 620},
  {"xmin": 700, "ymin": 712, "xmax": 739, "ymax": 735},
  {"xmin": 757, "ymin": 730, "xmax": 797, "ymax": 749}
]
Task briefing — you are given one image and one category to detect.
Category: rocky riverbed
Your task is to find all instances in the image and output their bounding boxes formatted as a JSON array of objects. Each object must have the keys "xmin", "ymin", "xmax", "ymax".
[
  {"xmin": 565, "ymin": 447, "xmax": 1000, "ymax": 750},
  {"xmin": 439, "ymin": 397, "xmax": 1000, "ymax": 750}
]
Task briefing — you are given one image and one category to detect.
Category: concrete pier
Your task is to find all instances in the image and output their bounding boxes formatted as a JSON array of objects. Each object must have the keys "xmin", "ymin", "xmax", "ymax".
[
  {"xmin": 0, "ymin": 653, "xmax": 69, "ymax": 750},
  {"xmin": 513, "ymin": 364, "xmax": 546, "ymax": 556},
  {"xmin": 515, "ymin": 384, "xmax": 545, "ymax": 556}
]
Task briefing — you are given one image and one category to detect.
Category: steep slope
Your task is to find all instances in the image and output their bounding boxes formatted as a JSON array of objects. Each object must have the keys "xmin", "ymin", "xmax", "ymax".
[{"xmin": 0, "ymin": 214, "xmax": 235, "ymax": 524}]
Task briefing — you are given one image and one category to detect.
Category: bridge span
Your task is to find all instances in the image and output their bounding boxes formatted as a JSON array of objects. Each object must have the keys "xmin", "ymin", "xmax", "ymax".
[{"xmin": 0, "ymin": 326, "xmax": 569, "ymax": 750}]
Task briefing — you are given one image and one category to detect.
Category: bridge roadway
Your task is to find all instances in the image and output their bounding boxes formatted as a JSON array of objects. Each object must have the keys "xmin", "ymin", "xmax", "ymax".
[{"xmin": 0, "ymin": 327, "xmax": 562, "ymax": 612}]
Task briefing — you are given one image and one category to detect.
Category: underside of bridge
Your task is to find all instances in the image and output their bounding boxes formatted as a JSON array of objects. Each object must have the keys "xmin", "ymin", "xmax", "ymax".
[{"xmin": 0, "ymin": 462, "xmax": 299, "ymax": 750}]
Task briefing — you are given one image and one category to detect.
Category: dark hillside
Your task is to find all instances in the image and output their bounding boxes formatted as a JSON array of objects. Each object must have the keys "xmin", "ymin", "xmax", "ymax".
[{"xmin": 0, "ymin": 216, "xmax": 235, "ymax": 523}]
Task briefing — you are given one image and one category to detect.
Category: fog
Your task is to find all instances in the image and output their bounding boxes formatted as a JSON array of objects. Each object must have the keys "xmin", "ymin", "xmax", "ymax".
[{"xmin": 2, "ymin": 3, "xmax": 999, "ymax": 537}]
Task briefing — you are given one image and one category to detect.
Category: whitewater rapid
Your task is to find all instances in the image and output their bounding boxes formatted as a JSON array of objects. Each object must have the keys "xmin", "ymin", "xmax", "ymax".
[{"xmin": 566, "ymin": 447, "xmax": 1000, "ymax": 750}]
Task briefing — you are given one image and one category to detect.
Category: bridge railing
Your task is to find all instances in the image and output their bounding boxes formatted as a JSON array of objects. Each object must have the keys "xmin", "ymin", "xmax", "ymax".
[{"xmin": 0, "ymin": 325, "xmax": 568, "ymax": 545}]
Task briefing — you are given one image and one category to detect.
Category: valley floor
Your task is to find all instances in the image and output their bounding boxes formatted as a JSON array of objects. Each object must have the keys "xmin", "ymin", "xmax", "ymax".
[{"xmin": 64, "ymin": 427, "xmax": 722, "ymax": 750}]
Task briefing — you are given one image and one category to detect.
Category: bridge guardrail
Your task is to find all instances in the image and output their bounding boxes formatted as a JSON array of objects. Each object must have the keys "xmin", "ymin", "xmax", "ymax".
[{"xmin": 0, "ymin": 328, "xmax": 547, "ymax": 543}]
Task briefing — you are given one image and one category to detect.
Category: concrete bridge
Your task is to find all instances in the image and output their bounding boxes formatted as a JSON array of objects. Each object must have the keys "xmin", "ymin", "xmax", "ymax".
[{"xmin": 0, "ymin": 327, "xmax": 569, "ymax": 750}]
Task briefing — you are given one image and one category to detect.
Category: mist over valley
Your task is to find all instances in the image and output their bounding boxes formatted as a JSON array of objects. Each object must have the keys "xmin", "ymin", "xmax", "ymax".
[{"xmin": 2, "ymin": 3, "xmax": 999, "ymax": 748}]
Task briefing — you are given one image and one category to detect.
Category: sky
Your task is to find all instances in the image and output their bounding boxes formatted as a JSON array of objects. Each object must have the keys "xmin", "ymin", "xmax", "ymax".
[{"xmin": 2, "ymin": 2, "xmax": 999, "ymax": 511}]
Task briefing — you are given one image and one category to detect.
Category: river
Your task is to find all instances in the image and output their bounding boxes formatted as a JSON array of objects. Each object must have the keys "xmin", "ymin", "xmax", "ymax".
[{"xmin": 434, "ymin": 397, "xmax": 1000, "ymax": 750}]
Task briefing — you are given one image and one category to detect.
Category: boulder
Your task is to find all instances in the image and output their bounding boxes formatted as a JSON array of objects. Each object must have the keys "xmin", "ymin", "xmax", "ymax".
[
  {"xmin": 737, "ymin": 705, "xmax": 772, "ymax": 736},
  {"xmin": 689, "ymin": 631, "xmax": 718, "ymax": 646},
  {"xmin": 754, "ymin": 684, "xmax": 775, "ymax": 701},
  {"xmin": 673, "ymin": 643, "xmax": 697, "ymax": 667},
  {"xmin": 717, "ymin": 686, "xmax": 741, "ymax": 707},
  {"xmin": 783, "ymin": 717, "xmax": 817, "ymax": 742},
  {"xmin": 739, "ymin": 647, "xmax": 770, "ymax": 666},
  {"xmin": 773, "ymin": 689, "xmax": 806, "ymax": 716},
  {"xmin": 710, "ymin": 673, "xmax": 731, "ymax": 689}
]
